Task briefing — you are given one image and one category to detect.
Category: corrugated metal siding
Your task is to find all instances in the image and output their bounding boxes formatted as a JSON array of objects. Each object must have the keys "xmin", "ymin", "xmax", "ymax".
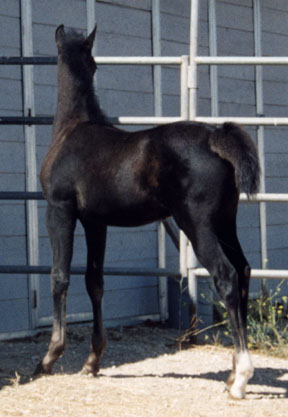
[
  {"xmin": 262, "ymin": 1, "xmax": 288, "ymax": 283},
  {"xmin": 0, "ymin": 1, "xmax": 30, "ymax": 333},
  {"xmin": 1, "ymin": 0, "xmax": 288, "ymax": 336}
]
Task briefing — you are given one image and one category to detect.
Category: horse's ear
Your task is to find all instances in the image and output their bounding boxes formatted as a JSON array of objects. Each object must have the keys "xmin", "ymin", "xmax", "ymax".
[
  {"xmin": 84, "ymin": 25, "xmax": 97, "ymax": 50},
  {"xmin": 55, "ymin": 24, "xmax": 66, "ymax": 48}
]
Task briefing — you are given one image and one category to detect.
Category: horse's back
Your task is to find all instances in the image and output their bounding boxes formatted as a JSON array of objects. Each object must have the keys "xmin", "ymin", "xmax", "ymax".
[
  {"xmin": 42, "ymin": 122, "xmax": 169, "ymax": 225},
  {"xmin": 41, "ymin": 121, "xmax": 237, "ymax": 226}
]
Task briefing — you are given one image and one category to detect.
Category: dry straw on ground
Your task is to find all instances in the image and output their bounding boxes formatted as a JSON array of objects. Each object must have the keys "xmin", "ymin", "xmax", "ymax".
[{"xmin": 0, "ymin": 324, "xmax": 287, "ymax": 417}]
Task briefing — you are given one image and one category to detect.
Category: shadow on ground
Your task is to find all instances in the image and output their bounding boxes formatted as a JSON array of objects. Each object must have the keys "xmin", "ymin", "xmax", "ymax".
[
  {"xmin": 1, "ymin": 323, "xmax": 287, "ymax": 400},
  {"xmin": 0, "ymin": 322, "xmax": 181, "ymax": 389}
]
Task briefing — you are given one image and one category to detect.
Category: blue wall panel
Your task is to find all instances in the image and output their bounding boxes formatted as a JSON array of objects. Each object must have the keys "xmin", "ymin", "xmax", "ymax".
[{"xmin": 1, "ymin": 0, "xmax": 288, "ymax": 336}]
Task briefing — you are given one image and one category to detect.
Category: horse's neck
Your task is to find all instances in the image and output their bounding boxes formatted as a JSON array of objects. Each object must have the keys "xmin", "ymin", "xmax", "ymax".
[
  {"xmin": 54, "ymin": 72, "xmax": 89, "ymax": 126},
  {"xmin": 52, "ymin": 64, "xmax": 108, "ymax": 141}
]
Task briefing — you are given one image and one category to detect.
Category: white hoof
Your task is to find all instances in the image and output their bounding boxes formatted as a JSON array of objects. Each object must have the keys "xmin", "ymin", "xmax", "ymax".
[
  {"xmin": 229, "ymin": 350, "xmax": 254, "ymax": 400},
  {"xmin": 229, "ymin": 384, "xmax": 246, "ymax": 400}
]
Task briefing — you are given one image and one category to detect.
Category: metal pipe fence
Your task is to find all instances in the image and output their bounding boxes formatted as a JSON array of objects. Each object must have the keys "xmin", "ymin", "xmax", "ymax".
[
  {"xmin": 4, "ymin": 115, "xmax": 288, "ymax": 126},
  {"xmin": 0, "ymin": 54, "xmax": 188, "ymax": 290},
  {"xmin": 185, "ymin": 0, "xmax": 288, "ymax": 300},
  {"xmin": 0, "ymin": 115, "xmax": 186, "ymax": 126},
  {"xmin": 195, "ymin": 56, "xmax": 288, "ymax": 65},
  {"xmin": 2, "ymin": 19, "xmax": 288, "ymax": 328},
  {"xmin": 0, "ymin": 56, "xmax": 183, "ymax": 65},
  {"xmin": 194, "ymin": 268, "xmax": 288, "ymax": 279},
  {"xmin": 0, "ymin": 264, "xmax": 180, "ymax": 278}
]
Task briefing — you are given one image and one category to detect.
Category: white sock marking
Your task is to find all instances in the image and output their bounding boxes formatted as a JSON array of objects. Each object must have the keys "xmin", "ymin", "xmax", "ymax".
[{"xmin": 229, "ymin": 350, "xmax": 254, "ymax": 399}]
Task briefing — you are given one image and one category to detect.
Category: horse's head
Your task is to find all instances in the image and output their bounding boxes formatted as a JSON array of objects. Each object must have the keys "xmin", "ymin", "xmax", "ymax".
[{"xmin": 55, "ymin": 24, "xmax": 97, "ymax": 83}]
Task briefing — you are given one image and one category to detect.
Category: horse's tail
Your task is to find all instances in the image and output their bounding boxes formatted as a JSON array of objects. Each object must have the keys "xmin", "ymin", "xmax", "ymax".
[{"xmin": 209, "ymin": 122, "xmax": 260, "ymax": 196}]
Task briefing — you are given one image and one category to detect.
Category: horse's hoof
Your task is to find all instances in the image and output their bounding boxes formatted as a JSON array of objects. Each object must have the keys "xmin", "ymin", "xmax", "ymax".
[
  {"xmin": 228, "ymin": 387, "xmax": 246, "ymax": 400},
  {"xmin": 33, "ymin": 362, "xmax": 52, "ymax": 376},
  {"xmin": 81, "ymin": 364, "xmax": 99, "ymax": 377}
]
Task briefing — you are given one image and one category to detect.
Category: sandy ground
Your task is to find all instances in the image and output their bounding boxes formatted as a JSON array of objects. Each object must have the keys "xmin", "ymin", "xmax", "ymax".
[{"xmin": 0, "ymin": 324, "xmax": 287, "ymax": 417}]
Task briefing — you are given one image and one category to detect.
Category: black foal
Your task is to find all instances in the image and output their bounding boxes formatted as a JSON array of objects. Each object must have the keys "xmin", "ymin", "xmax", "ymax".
[{"xmin": 36, "ymin": 25, "xmax": 260, "ymax": 399}]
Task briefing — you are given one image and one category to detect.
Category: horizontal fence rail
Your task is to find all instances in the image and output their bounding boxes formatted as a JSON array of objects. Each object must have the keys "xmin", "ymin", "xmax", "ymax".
[
  {"xmin": 2, "ymin": 192, "xmax": 288, "ymax": 203},
  {"xmin": 195, "ymin": 116, "xmax": 288, "ymax": 126},
  {"xmin": 0, "ymin": 57, "xmax": 57, "ymax": 65},
  {"xmin": 3, "ymin": 115, "xmax": 288, "ymax": 127},
  {"xmin": 195, "ymin": 56, "xmax": 288, "ymax": 65},
  {"xmin": 0, "ymin": 265, "xmax": 181, "ymax": 278},
  {"xmin": 0, "ymin": 116, "xmax": 185, "ymax": 126},
  {"xmin": 194, "ymin": 268, "xmax": 288, "ymax": 279},
  {"xmin": 240, "ymin": 193, "xmax": 288, "ymax": 202},
  {"xmin": 94, "ymin": 56, "xmax": 183, "ymax": 65},
  {"xmin": 0, "ymin": 264, "xmax": 286, "ymax": 280},
  {"xmin": 0, "ymin": 56, "xmax": 183, "ymax": 66},
  {"xmin": 0, "ymin": 191, "xmax": 44, "ymax": 200},
  {"xmin": 4, "ymin": 55, "xmax": 288, "ymax": 67},
  {"xmin": 0, "ymin": 116, "xmax": 53, "ymax": 125}
]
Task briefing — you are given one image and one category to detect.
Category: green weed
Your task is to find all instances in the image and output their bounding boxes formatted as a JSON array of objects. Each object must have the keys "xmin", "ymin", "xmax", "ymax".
[{"xmin": 201, "ymin": 280, "xmax": 288, "ymax": 358}]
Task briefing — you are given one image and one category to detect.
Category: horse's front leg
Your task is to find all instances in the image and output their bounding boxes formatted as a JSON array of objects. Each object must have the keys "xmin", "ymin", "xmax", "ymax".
[
  {"xmin": 81, "ymin": 222, "xmax": 107, "ymax": 376},
  {"xmin": 34, "ymin": 203, "xmax": 76, "ymax": 375}
]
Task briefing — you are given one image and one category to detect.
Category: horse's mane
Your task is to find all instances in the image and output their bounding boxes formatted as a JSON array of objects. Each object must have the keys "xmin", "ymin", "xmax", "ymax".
[{"xmin": 60, "ymin": 29, "xmax": 111, "ymax": 126}]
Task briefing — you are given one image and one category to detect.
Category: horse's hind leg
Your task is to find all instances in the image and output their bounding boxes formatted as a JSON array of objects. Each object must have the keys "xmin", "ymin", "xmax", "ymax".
[
  {"xmin": 81, "ymin": 222, "xmax": 107, "ymax": 376},
  {"xmin": 216, "ymin": 219, "xmax": 252, "ymax": 393},
  {"xmin": 216, "ymin": 210, "xmax": 251, "ymax": 315},
  {"xmin": 173, "ymin": 208, "xmax": 253, "ymax": 399},
  {"xmin": 34, "ymin": 203, "xmax": 76, "ymax": 375}
]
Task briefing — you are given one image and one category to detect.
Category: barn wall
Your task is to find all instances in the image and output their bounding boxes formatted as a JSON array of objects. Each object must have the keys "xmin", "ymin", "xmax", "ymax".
[
  {"xmin": 262, "ymin": 0, "xmax": 288, "ymax": 278},
  {"xmin": 0, "ymin": 1, "xmax": 30, "ymax": 333},
  {"xmin": 1, "ymin": 0, "xmax": 288, "ymax": 337}
]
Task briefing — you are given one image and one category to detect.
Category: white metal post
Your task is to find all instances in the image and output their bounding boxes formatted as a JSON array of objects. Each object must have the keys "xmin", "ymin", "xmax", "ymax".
[
  {"xmin": 186, "ymin": 0, "xmax": 200, "ymax": 319},
  {"xmin": 179, "ymin": 54, "xmax": 189, "ymax": 287},
  {"xmin": 202, "ymin": 0, "xmax": 218, "ymax": 326},
  {"xmin": 152, "ymin": 0, "xmax": 162, "ymax": 117},
  {"xmin": 152, "ymin": 0, "xmax": 168, "ymax": 322},
  {"xmin": 189, "ymin": 0, "xmax": 199, "ymax": 119},
  {"xmin": 180, "ymin": 55, "xmax": 189, "ymax": 119},
  {"xmin": 208, "ymin": 0, "xmax": 219, "ymax": 117},
  {"xmin": 253, "ymin": 0, "xmax": 268, "ymax": 284},
  {"xmin": 20, "ymin": 0, "xmax": 40, "ymax": 329}
]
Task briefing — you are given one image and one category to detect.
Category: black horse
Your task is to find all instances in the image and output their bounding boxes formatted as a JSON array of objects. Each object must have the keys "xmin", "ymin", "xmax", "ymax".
[{"xmin": 37, "ymin": 25, "xmax": 260, "ymax": 399}]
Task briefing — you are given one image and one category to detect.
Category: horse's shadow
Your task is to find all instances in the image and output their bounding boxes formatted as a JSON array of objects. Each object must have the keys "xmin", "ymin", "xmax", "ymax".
[
  {"xmin": 193, "ymin": 367, "xmax": 288, "ymax": 398},
  {"xmin": 106, "ymin": 367, "xmax": 288, "ymax": 399}
]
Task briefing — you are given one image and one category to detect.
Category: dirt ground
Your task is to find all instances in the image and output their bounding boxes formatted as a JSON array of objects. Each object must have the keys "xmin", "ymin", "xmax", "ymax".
[{"xmin": 0, "ymin": 323, "xmax": 287, "ymax": 417}]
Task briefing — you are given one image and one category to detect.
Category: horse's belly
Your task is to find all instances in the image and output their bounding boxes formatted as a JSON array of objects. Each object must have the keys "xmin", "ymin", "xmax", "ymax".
[{"xmin": 79, "ymin": 199, "xmax": 170, "ymax": 227}]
